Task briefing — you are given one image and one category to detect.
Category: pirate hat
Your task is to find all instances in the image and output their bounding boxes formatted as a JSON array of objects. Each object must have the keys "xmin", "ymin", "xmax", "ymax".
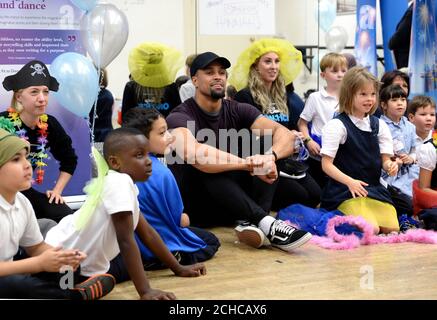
[{"xmin": 2, "ymin": 60, "xmax": 59, "ymax": 92}]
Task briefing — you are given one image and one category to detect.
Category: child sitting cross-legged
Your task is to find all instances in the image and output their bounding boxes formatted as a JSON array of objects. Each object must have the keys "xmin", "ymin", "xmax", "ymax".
[
  {"xmin": 0, "ymin": 128, "xmax": 117, "ymax": 300},
  {"xmin": 45, "ymin": 128, "xmax": 206, "ymax": 300}
]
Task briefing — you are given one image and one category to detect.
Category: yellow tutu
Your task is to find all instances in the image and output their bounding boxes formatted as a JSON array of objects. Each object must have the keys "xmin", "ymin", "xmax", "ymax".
[
  {"xmin": 338, "ymin": 197, "xmax": 399, "ymax": 231},
  {"xmin": 128, "ymin": 42, "xmax": 184, "ymax": 88},
  {"xmin": 229, "ymin": 38, "xmax": 303, "ymax": 91}
]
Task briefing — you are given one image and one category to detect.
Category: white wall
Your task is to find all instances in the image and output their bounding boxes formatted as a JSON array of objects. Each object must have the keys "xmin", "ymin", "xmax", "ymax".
[{"xmin": 102, "ymin": 0, "xmax": 385, "ymax": 101}]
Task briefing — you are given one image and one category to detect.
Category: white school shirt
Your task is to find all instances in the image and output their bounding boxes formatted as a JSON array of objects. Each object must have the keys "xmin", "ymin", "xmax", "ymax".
[
  {"xmin": 417, "ymin": 142, "xmax": 436, "ymax": 172},
  {"xmin": 299, "ymin": 87, "xmax": 339, "ymax": 137},
  {"xmin": 415, "ymin": 130, "xmax": 432, "ymax": 147},
  {"xmin": 320, "ymin": 114, "xmax": 394, "ymax": 158},
  {"xmin": 45, "ymin": 170, "xmax": 140, "ymax": 277},
  {"xmin": 179, "ymin": 80, "xmax": 195, "ymax": 102},
  {"xmin": 0, "ymin": 192, "xmax": 43, "ymax": 262}
]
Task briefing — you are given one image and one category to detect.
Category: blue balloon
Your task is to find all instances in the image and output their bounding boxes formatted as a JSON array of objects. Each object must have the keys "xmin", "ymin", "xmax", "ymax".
[
  {"xmin": 70, "ymin": 0, "xmax": 98, "ymax": 12},
  {"xmin": 50, "ymin": 52, "xmax": 99, "ymax": 118},
  {"xmin": 317, "ymin": 0, "xmax": 336, "ymax": 32}
]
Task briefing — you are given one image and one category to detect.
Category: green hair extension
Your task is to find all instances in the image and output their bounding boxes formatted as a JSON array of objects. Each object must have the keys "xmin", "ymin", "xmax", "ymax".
[{"xmin": 75, "ymin": 146, "xmax": 109, "ymax": 230}]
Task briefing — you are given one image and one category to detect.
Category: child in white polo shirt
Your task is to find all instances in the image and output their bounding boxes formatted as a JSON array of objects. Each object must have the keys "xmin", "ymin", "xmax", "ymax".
[
  {"xmin": 45, "ymin": 128, "xmax": 207, "ymax": 300},
  {"xmin": 298, "ymin": 53, "xmax": 348, "ymax": 187},
  {"xmin": 0, "ymin": 128, "xmax": 115, "ymax": 299}
]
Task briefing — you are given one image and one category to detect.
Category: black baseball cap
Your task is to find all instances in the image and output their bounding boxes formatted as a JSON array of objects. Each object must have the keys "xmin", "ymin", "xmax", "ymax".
[{"xmin": 190, "ymin": 52, "xmax": 231, "ymax": 77}]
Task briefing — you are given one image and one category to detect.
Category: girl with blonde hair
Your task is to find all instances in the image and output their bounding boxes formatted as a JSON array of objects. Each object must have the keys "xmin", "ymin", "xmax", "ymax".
[
  {"xmin": 320, "ymin": 67, "xmax": 399, "ymax": 234},
  {"xmin": 231, "ymin": 38, "xmax": 321, "ymax": 210},
  {"xmin": 0, "ymin": 60, "xmax": 77, "ymax": 223}
]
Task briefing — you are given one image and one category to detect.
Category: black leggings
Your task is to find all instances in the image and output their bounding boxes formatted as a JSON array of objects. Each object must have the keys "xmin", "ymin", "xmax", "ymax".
[
  {"xmin": 0, "ymin": 268, "xmax": 83, "ymax": 299},
  {"xmin": 21, "ymin": 187, "xmax": 73, "ymax": 223},
  {"xmin": 271, "ymin": 174, "xmax": 321, "ymax": 211},
  {"xmin": 172, "ymin": 166, "xmax": 276, "ymax": 228}
]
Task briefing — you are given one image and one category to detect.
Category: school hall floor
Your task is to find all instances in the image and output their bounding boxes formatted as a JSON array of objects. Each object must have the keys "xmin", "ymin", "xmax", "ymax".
[{"xmin": 104, "ymin": 226, "xmax": 437, "ymax": 300}]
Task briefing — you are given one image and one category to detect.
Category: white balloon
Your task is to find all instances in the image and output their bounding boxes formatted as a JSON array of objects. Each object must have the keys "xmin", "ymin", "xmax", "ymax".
[
  {"xmin": 81, "ymin": 3, "xmax": 129, "ymax": 68},
  {"xmin": 325, "ymin": 26, "xmax": 348, "ymax": 53}
]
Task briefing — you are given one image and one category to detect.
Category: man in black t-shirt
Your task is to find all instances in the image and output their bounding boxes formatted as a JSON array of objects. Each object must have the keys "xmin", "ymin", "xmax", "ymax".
[{"xmin": 166, "ymin": 52, "xmax": 311, "ymax": 253}]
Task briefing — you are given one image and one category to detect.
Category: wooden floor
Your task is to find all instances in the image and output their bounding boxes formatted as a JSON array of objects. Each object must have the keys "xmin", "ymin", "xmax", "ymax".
[{"xmin": 104, "ymin": 227, "xmax": 437, "ymax": 300}]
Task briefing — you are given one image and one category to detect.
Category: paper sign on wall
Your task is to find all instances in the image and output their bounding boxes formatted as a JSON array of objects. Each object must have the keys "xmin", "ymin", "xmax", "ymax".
[{"xmin": 198, "ymin": 0, "xmax": 275, "ymax": 35}]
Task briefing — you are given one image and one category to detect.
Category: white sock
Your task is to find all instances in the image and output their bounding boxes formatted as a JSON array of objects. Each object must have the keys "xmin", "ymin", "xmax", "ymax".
[{"xmin": 258, "ymin": 216, "xmax": 276, "ymax": 236}]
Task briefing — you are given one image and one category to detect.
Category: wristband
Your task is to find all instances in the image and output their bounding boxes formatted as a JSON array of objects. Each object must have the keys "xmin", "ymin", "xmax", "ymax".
[
  {"xmin": 271, "ymin": 150, "xmax": 278, "ymax": 161},
  {"xmin": 303, "ymin": 137, "xmax": 312, "ymax": 145}
]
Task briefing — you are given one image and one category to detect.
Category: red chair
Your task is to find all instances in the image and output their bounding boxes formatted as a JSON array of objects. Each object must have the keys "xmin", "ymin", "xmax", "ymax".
[{"xmin": 412, "ymin": 179, "xmax": 437, "ymax": 216}]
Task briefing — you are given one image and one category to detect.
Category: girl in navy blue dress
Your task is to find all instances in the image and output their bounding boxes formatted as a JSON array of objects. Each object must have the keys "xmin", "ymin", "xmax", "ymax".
[{"xmin": 320, "ymin": 67, "xmax": 399, "ymax": 234}]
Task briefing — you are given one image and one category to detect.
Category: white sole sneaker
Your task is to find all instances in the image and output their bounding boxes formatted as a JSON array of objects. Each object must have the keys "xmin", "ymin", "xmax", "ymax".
[
  {"xmin": 234, "ymin": 224, "xmax": 267, "ymax": 248},
  {"xmin": 271, "ymin": 232, "xmax": 312, "ymax": 252}
]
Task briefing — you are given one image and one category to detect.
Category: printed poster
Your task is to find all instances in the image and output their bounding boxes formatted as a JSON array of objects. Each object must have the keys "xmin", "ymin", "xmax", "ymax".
[{"xmin": 0, "ymin": 0, "xmax": 91, "ymax": 195}]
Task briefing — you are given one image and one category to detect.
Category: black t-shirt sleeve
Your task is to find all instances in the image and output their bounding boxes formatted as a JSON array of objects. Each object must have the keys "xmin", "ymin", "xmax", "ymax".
[
  {"xmin": 232, "ymin": 100, "xmax": 262, "ymax": 129},
  {"xmin": 166, "ymin": 103, "xmax": 193, "ymax": 130},
  {"xmin": 47, "ymin": 116, "xmax": 78, "ymax": 175}
]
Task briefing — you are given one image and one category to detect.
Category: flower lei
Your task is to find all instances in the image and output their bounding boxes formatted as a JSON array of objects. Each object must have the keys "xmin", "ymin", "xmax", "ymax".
[
  {"xmin": 6, "ymin": 107, "xmax": 49, "ymax": 184},
  {"xmin": 432, "ymin": 129, "xmax": 437, "ymax": 148}
]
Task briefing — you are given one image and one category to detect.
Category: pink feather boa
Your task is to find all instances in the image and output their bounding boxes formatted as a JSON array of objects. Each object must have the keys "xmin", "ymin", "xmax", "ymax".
[{"xmin": 288, "ymin": 215, "xmax": 437, "ymax": 250}]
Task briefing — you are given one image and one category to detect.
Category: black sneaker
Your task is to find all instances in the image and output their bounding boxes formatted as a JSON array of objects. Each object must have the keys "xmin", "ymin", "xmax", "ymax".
[
  {"xmin": 234, "ymin": 221, "xmax": 268, "ymax": 248},
  {"xmin": 72, "ymin": 273, "xmax": 115, "ymax": 300},
  {"xmin": 278, "ymin": 158, "xmax": 308, "ymax": 179},
  {"xmin": 267, "ymin": 220, "xmax": 312, "ymax": 252}
]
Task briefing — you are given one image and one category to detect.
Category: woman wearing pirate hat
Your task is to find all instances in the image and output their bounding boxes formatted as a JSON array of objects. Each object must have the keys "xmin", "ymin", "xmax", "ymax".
[{"xmin": 0, "ymin": 60, "xmax": 78, "ymax": 222}]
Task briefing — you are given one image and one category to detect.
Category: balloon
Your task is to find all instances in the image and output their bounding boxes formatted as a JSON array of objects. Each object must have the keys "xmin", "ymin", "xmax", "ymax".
[
  {"xmin": 81, "ymin": 3, "xmax": 129, "ymax": 68},
  {"xmin": 50, "ymin": 52, "xmax": 99, "ymax": 118},
  {"xmin": 317, "ymin": 0, "xmax": 336, "ymax": 32},
  {"xmin": 70, "ymin": 0, "xmax": 98, "ymax": 12},
  {"xmin": 325, "ymin": 26, "xmax": 348, "ymax": 53}
]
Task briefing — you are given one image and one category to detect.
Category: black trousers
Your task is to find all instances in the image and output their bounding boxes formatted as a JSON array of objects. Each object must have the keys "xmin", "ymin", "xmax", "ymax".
[
  {"xmin": 107, "ymin": 227, "xmax": 221, "ymax": 284},
  {"xmin": 21, "ymin": 187, "xmax": 73, "ymax": 223},
  {"xmin": 271, "ymin": 174, "xmax": 321, "ymax": 211},
  {"xmin": 388, "ymin": 185, "xmax": 413, "ymax": 216},
  {"xmin": 306, "ymin": 157, "xmax": 328, "ymax": 189},
  {"xmin": 171, "ymin": 166, "xmax": 276, "ymax": 228},
  {"xmin": 0, "ymin": 269, "xmax": 83, "ymax": 299}
]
